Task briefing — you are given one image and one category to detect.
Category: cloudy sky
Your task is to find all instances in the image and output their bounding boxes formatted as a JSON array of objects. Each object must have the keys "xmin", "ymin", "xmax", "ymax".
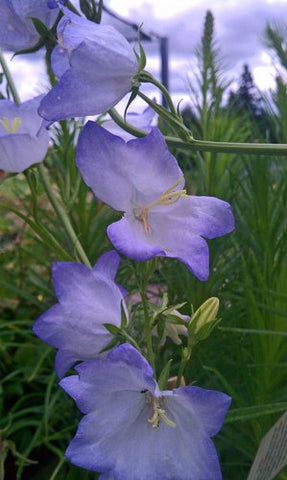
[{"xmin": 3, "ymin": 0, "xmax": 286, "ymax": 105}]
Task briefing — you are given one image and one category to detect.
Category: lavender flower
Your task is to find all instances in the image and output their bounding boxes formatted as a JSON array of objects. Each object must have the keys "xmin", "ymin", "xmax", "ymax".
[
  {"xmin": 76, "ymin": 122, "xmax": 235, "ymax": 281},
  {"xmin": 0, "ymin": 0, "xmax": 63, "ymax": 52},
  {"xmin": 60, "ymin": 343, "xmax": 231, "ymax": 479},
  {"xmin": 33, "ymin": 251, "xmax": 127, "ymax": 378},
  {"xmin": 38, "ymin": 9, "xmax": 139, "ymax": 122},
  {"xmin": 0, "ymin": 96, "xmax": 50, "ymax": 173}
]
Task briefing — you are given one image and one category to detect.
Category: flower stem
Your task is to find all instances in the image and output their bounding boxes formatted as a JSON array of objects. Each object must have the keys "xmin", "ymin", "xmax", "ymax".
[
  {"xmin": 165, "ymin": 135, "xmax": 287, "ymax": 156},
  {"xmin": 108, "ymin": 108, "xmax": 147, "ymax": 137},
  {"xmin": 140, "ymin": 71, "xmax": 177, "ymax": 116},
  {"xmin": 140, "ymin": 289, "xmax": 155, "ymax": 371},
  {"xmin": 38, "ymin": 163, "xmax": 91, "ymax": 267},
  {"xmin": 0, "ymin": 49, "xmax": 21, "ymax": 104},
  {"xmin": 137, "ymin": 91, "xmax": 191, "ymax": 140}
]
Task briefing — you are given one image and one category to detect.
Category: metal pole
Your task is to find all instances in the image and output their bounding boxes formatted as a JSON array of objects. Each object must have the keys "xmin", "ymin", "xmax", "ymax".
[{"xmin": 160, "ymin": 36, "xmax": 169, "ymax": 108}]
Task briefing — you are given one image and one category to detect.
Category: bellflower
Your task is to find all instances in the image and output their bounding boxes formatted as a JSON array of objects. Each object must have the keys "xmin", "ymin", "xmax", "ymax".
[
  {"xmin": 60, "ymin": 343, "xmax": 231, "ymax": 479},
  {"xmin": 33, "ymin": 251, "xmax": 127, "ymax": 378},
  {"xmin": 76, "ymin": 122, "xmax": 235, "ymax": 281},
  {"xmin": 0, "ymin": 0, "xmax": 63, "ymax": 52},
  {"xmin": 0, "ymin": 96, "xmax": 50, "ymax": 173},
  {"xmin": 38, "ymin": 9, "xmax": 139, "ymax": 122}
]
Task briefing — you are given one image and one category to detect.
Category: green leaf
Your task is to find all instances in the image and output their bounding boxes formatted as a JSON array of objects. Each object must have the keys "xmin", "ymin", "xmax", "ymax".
[
  {"xmin": 102, "ymin": 323, "xmax": 121, "ymax": 336},
  {"xmin": 158, "ymin": 360, "xmax": 173, "ymax": 390},
  {"xmin": 226, "ymin": 402, "xmax": 287, "ymax": 423},
  {"xmin": 31, "ymin": 18, "xmax": 50, "ymax": 37}
]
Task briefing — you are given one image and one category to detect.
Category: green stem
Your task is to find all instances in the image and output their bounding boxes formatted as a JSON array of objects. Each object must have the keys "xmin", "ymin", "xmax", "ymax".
[
  {"xmin": 140, "ymin": 290, "xmax": 155, "ymax": 370},
  {"xmin": 138, "ymin": 90, "xmax": 191, "ymax": 140},
  {"xmin": 38, "ymin": 163, "xmax": 91, "ymax": 267},
  {"xmin": 176, "ymin": 354, "xmax": 186, "ymax": 388},
  {"xmin": 108, "ymin": 108, "xmax": 147, "ymax": 137},
  {"xmin": 140, "ymin": 71, "xmax": 177, "ymax": 116},
  {"xmin": 110, "ymin": 106, "xmax": 287, "ymax": 156},
  {"xmin": 165, "ymin": 136, "xmax": 287, "ymax": 156},
  {"xmin": 0, "ymin": 49, "xmax": 21, "ymax": 104}
]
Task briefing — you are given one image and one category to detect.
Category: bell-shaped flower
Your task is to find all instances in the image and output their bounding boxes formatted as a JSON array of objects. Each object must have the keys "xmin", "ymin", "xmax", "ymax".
[
  {"xmin": 38, "ymin": 9, "xmax": 139, "ymax": 122},
  {"xmin": 76, "ymin": 122, "xmax": 235, "ymax": 281},
  {"xmin": 60, "ymin": 343, "xmax": 231, "ymax": 479},
  {"xmin": 33, "ymin": 251, "xmax": 127, "ymax": 378},
  {"xmin": 0, "ymin": 96, "xmax": 50, "ymax": 173},
  {"xmin": 0, "ymin": 0, "xmax": 63, "ymax": 52}
]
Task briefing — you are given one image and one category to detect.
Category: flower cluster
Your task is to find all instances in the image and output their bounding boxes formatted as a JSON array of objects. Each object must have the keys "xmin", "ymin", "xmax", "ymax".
[{"xmin": 1, "ymin": 3, "xmax": 235, "ymax": 479}]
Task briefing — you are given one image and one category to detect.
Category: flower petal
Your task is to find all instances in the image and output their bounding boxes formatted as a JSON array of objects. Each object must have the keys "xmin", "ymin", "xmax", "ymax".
[
  {"xmin": 33, "ymin": 255, "xmax": 126, "ymax": 376},
  {"xmin": 92, "ymin": 250, "xmax": 121, "ymax": 281},
  {"xmin": 60, "ymin": 344, "xmax": 230, "ymax": 480},
  {"xmin": 76, "ymin": 123, "xmax": 184, "ymax": 211},
  {"xmin": 76, "ymin": 122, "xmax": 134, "ymax": 211},
  {"xmin": 172, "ymin": 385, "xmax": 232, "ymax": 437},
  {"xmin": 108, "ymin": 217, "xmax": 164, "ymax": 261},
  {"xmin": 39, "ymin": 32, "xmax": 137, "ymax": 121},
  {"xmin": 0, "ymin": 96, "xmax": 50, "ymax": 172}
]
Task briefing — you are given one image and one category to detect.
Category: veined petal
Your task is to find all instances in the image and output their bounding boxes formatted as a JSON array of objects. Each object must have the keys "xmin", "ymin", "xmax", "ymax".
[
  {"xmin": 171, "ymin": 386, "xmax": 232, "ymax": 437},
  {"xmin": 168, "ymin": 196, "xmax": 235, "ymax": 239},
  {"xmin": 92, "ymin": 250, "xmax": 121, "ymax": 281},
  {"xmin": 108, "ymin": 217, "xmax": 164, "ymax": 261},
  {"xmin": 33, "ymin": 253, "xmax": 126, "ymax": 377},
  {"xmin": 76, "ymin": 122, "xmax": 134, "ymax": 211},
  {"xmin": 60, "ymin": 344, "xmax": 230, "ymax": 480},
  {"xmin": 39, "ymin": 42, "xmax": 135, "ymax": 120},
  {"xmin": 51, "ymin": 45, "xmax": 70, "ymax": 78},
  {"xmin": 76, "ymin": 123, "xmax": 184, "ymax": 211},
  {"xmin": 0, "ymin": 96, "xmax": 50, "ymax": 172}
]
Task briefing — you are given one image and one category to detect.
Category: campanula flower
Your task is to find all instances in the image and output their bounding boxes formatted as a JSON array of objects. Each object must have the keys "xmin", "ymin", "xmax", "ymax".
[
  {"xmin": 60, "ymin": 343, "xmax": 231, "ymax": 479},
  {"xmin": 0, "ymin": 0, "xmax": 63, "ymax": 52},
  {"xmin": 38, "ymin": 9, "xmax": 139, "ymax": 122},
  {"xmin": 0, "ymin": 96, "xmax": 50, "ymax": 173},
  {"xmin": 76, "ymin": 122, "xmax": 235, "ymax": 281},
  {"xmin": 33, "ymin": 251, "xmax": 127, "ymax": 378}
]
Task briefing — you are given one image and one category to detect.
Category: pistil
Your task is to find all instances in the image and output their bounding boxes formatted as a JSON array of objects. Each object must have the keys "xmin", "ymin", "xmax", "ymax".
[
  {"xmin": 134, "ymin": 177, "xmax": 188, "ymax": 234},
  {"xmin": 146, "ymin": 393, "xmax": 176, "ymax": 430}
]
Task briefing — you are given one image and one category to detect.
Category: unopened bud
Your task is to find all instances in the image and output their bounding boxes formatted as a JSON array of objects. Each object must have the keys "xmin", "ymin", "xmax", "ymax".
[{"xmin": 188, "ymin": 297, "xmax": 220, "ymax": 341}]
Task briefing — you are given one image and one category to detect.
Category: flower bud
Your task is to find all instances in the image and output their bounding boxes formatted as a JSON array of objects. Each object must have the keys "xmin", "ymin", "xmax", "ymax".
[{"xmin": 188, "ymin": 297, "xmax": 220, "ymax": 341}]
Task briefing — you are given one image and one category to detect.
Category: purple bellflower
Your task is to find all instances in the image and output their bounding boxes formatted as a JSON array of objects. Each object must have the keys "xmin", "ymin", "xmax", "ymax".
[
  {"xmin": 76, "ymin": 122, "xmax": 235, "ymax": 281},
  {"xmin": 0, "ymin": 96, "xmax": 50, "ymax": 173},
  {"xmin": 38, "ymin": 9, "xmax": 139, "ymax": 122},
  {"xmin": 0, "ymin": 0, "xmax": 63, "ymax": 52},
  {"xmin": 33, "ymin": 251, "xmax": 127, "ymax": 378},
  {"xmin": 60, "ymin": 343, "xmax": 231, "ymax": 479}
]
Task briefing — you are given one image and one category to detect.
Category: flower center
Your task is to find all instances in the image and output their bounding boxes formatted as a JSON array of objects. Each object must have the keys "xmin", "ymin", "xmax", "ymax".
[
  {"xmin": 145, "ymin": 392, "xmax": 176, "ymax": 430},
  {"xmin": 133, "ymin": 177, "xmax": 187, "ymax": 234},
  {"xmin": 0, "ymin": 116, "xmax": 22, "ymax": 133}
]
